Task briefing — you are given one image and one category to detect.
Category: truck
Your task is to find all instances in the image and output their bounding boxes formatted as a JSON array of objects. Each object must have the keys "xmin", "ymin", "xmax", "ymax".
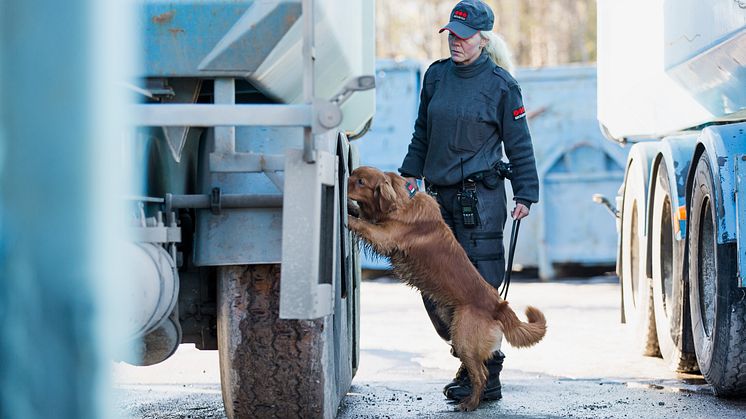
[
  {"xmin": 123, "ymin": 1, "xmax": 374, "ymax": 418},
  {"xmin": 597, "ymin": 0, "xmax": 746, "ymax": 396}
]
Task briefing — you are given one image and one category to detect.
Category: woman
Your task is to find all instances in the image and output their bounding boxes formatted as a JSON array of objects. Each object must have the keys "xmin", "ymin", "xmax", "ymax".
[{"xmin": 398, "ymin": 0, "xmax": 539, "ymax": 403}]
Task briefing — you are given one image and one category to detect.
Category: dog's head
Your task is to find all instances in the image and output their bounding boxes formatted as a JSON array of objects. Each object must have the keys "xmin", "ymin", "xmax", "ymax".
[{"xmin": 348, "ymin": 166, "xmax": 406, "ymax": 218}]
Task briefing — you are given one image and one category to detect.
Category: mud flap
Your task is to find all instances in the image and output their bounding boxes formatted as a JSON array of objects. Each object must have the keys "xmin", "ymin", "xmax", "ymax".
[
  {"xmin": 735, "ymin": 155, "xmax": 746, "ymax": 288},
  {"xmin": 280, "ymin": 148, "xmax": 338, "ymax": 319}
]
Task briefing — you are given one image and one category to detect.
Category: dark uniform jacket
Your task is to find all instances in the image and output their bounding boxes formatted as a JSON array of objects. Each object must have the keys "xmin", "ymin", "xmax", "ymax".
[{"xmin": 399, "ymin": 52, "xmax": 539, "ymax": 206}]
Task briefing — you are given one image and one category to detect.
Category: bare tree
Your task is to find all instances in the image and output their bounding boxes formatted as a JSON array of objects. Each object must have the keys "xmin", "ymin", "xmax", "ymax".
[{"xmin": 376, "ymin": 0, "xmax": 597, "ymax": 67}]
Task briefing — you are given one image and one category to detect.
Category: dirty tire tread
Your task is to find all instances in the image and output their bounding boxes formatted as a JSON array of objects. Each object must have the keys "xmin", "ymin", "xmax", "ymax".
[
  {"xmin": 688, "ymin": 153, "xmax": 746, "ymax": 397},
  {"xmin": 705, "ymin": 272, "xmax": 746, "ymax": 397},
  {"xmin": 641, "ymin": 288, "xmax": 661, "ymax": 357},
  {"xmin": 218, "ymin": 265, "xmax": 325, "ymax": 419},
  {"xmin": 651, "ymin": 161, "xmax": 698, "ymax": 372},
  {"xmin": 670, "ymin": 346, "xmax": 699, "ymax": 373}
]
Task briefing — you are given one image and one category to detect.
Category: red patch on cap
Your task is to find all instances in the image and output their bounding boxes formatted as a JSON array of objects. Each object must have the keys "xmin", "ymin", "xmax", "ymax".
[
  {"xmin": 513, "ymin": 106, "xmax": 526, "ymax": 120},
  {"xmin": 453, "ymin": 10, "xmax": 468, "ymax": 20}
]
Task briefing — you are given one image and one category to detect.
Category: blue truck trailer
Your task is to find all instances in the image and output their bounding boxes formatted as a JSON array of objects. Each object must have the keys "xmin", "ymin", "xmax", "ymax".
[
  {"xmin": 123, "ymin": 1, "xmax": 375, "ymax": 418},
  {"xmin": 598, "ymin": 0, "xmax": 746, "ymax": 396}
]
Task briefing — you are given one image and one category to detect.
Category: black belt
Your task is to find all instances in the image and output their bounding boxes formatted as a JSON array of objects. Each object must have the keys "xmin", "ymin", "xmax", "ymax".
[
  {"xmin": 468, "ymin": 252, "xmax": 503, "ymax": 263},
  {"xmin": 426, "ymin": 181, "xmax": 472, "ymax": 196}
]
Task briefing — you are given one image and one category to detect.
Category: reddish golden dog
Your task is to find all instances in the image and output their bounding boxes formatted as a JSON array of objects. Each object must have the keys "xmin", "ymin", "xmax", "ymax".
[{"xmin": 347, "ymin": 166, "xmax": 546, "ymax": 412}]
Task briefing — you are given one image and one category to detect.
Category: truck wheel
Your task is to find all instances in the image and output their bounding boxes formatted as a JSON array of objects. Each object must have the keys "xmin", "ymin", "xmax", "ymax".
[
  {"xmin": 651, "ymin": 161, "xmax": 698, "ymax": 372},
  {"xmin": 689, "ymin": 152, "xmax": 746, "ymax": 397},
  {"xmin": 217, "ymin": 264, "xmax": 326, "ymax": 418},
  {"xmin": 620, "ymin": 154, "xmax": 660, "ymax": 356}
]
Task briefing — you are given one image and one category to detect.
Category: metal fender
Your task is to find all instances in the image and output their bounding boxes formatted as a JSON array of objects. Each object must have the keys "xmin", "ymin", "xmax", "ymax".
[
  {"xmin": 686, "ymin": 122, "xmax": 746, "ymax": 246},
  {"xmin": 646, "ymin": 135, "xmax": 698, "ymax": 245}
]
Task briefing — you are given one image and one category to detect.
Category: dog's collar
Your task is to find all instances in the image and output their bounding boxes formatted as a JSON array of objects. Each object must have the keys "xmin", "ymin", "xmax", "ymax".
[{"xmin": 405, "ymin": 181, "xmax": 417, "ymax": 199}]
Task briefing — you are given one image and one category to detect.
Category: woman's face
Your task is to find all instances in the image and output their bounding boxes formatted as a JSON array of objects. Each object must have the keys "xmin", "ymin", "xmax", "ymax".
[{"xmin": 448, "ymin": 32, "xmax": 484, "ymax": 65}]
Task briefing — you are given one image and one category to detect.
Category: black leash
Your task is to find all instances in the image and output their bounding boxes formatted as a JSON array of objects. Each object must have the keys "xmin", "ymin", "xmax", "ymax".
[{"xmin": 500, "ymin": 218, "xmax": 521, "ymax": 300}]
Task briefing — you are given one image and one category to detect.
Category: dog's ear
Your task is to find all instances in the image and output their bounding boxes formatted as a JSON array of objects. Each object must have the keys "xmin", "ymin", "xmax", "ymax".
[
  {"xmin": 375, "ymin": 178, "xmax": 398, "ymax": 214},
  {"xmin": 384, "ymin": 171, "xmax": 405, "ymax": 189}
]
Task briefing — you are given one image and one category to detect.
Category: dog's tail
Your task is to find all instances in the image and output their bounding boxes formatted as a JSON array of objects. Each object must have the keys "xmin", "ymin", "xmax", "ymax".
[{"xmin": 494, "ymin": 301, "xmax": 546, "ymax": 348}]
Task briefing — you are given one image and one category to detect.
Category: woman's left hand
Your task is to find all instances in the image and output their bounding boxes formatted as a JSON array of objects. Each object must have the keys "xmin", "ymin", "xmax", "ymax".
[{"xmin": 512, "ymin": 203, "xmax": 529, "ymax": 220}]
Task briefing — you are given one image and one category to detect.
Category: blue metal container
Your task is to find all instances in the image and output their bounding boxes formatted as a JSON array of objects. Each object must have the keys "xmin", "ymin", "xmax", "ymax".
[
  {"xmin": 514, "ymin": 66, "xmax": 627, "ymax": 278},
  {"xmin": 357, "ymin": 60, "xmax": 422, "ymax": 270},
  {"xmin": 357, "ymin": 63, "xmax": 626, "ymax": 278}
]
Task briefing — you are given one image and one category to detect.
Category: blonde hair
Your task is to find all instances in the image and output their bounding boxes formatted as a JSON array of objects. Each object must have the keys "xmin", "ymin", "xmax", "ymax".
[{"xmin": 480, "ymin": 31, "xmax": 514, "ymax": 75}]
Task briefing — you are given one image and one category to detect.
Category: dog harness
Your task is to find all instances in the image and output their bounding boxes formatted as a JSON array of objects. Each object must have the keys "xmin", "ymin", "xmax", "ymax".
[{"xmin": 405, "ymin": 181, "xmax": 417, "ymax": 199}]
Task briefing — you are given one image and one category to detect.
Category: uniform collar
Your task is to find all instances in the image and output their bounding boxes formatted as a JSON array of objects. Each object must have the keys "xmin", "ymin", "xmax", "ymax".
[{"xmin": 451, "ymin": 51, "xmax": 490, "ymax": 78}]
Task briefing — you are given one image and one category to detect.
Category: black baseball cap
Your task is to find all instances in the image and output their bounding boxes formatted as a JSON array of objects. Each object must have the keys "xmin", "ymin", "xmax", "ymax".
[{"xmin": 439, "ymin": 0, "xmax": 494, "ymax": 39}]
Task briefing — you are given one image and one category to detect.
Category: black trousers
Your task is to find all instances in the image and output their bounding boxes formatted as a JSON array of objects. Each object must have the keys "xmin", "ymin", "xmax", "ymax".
[{"xmin": 422, "ymin": 179, "xmax": 508, "ymax": 342}]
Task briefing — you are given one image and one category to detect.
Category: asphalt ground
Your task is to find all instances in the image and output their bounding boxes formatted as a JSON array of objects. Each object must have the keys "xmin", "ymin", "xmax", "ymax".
[{"xmin": 113, "ymin": 275, "xmax": 746, "ymax": 418}]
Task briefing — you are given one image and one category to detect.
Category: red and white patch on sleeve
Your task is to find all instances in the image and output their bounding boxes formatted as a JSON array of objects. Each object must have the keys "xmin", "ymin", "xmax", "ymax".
[{"xmin": 512, "ymin": 106, "xmax": 526, "ymax": 120}]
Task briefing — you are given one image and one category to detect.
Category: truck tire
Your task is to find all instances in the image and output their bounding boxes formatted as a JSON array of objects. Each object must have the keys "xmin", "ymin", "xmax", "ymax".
[
  {"xmin": 689, "ymin": 152, "xmax": 746, "ymax": 397},
  {"xmin": 217, "ymin": 264, "xmax": 326, "ymax": 419},
  {"xmin": 651, "ymin": 161, "xmax": 698, "ymax": 372},
  {"xmin": 620, "ymin": 154, "xmax": 660, "ymax": 356}
]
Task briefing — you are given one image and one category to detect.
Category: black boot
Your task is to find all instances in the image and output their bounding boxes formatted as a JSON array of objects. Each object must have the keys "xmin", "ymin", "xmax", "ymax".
[
  {"xmin": 442, "ymin": 364, "xmax": 469, "ymax": 395},
  {"xmin": 444, "ymin": 350, "xmax": 504, "ymax": 401},
  {"xmin": 443, "ymin": 345, "xmax": 468, "ymax": 394}
]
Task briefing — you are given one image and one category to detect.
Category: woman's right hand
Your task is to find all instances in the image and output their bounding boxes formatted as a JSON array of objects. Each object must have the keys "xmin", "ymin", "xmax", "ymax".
[{"xmin": 512, "ymin": 203, "xmax": 530, "ymax": 220}]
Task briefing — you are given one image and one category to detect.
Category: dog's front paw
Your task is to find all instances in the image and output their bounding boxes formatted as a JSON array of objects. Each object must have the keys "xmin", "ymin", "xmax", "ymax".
[
  {"xmin": 458, "ymin": 396, "xmax": 480, "ymax": 412},
  {"xmin": 347, "ymin": 214, "xmax": 361, "ymax": 231}
]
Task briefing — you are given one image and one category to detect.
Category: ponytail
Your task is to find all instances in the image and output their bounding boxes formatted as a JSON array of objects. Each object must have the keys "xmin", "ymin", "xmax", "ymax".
[{"xmin": 480, "ymin": 31, "xmax": 514, "ymax": 75}]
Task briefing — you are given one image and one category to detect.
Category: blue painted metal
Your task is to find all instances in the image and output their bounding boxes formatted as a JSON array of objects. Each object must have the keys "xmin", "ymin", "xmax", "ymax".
[
  {"xmin": 648, "ymin": 135, "xmax": 698, "ymax": 242},
  {"xmin": 1, "ymin": 0, "xmax": 132, "ymax": 418},
  {"xmin": 664, "ymin": 0, "xmax": 746, "ymax": 118},
  {"xmin": 693, "ymin": 122, "xmax": 746, "ymax": 245},
  {"xmin": 191, "ymin": 123, "xmax": 346, "ymax": 266},
  {"xmin": 198, "ymin": 3, "xmax": 301, "ymax": 74},
  {"xmin": 513, "ymin": 66, "xmax": 628, "ymax": 278},
  {"xmin": 735, "ymin": 155, "xmax": 746, "ymax": 288},
  {"xmin": 597, "ymin": 0, "xmax": 746, "ymax": 139},
  {"xmin": 140, "ymin": 0, "xmax": 258, "ymax": 77},
  {"xmin": 138, "ymin": 0, "xmax": 376, "ymax": 134},
  {"xmin": 138, "ymin": 0, "xmax": 376, "ymax": 267},
  {"xmin": 357, "ymin": 60, "xmax": 422, "ymax": 270},
  {"xmin": 535, "ymin": 140, "xmax": 626, "ymax": 275},
  {"xmin": 357, "ymin": 60, "xmax": 422, "ymax": 173},
  {"xmin": 194, "ymin": 126, "xmax": 304, "ymax": 265},
  {"xmin": 356, "ymin": 63, "xmax": 627, "ymax": 278},
  {"xmin": 693, "ymin": 122, "xmax": 746, "ymax": 287}
]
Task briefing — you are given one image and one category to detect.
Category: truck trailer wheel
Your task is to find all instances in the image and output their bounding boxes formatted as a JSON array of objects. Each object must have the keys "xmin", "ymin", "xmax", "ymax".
[
  {"xmin": 688, "ymin": 152, "xmax": 746, "ymax": 397},
  {"xmin": 217, "ymin": 264, "xmax": 326, "ymax": 418},
  {"xmin": 651, "ymin": 161, "xmax": 698, "ymax": 372},
  {"xmin": 620, "ymin": 154, "xmax": 660, "ymax": 356}
]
